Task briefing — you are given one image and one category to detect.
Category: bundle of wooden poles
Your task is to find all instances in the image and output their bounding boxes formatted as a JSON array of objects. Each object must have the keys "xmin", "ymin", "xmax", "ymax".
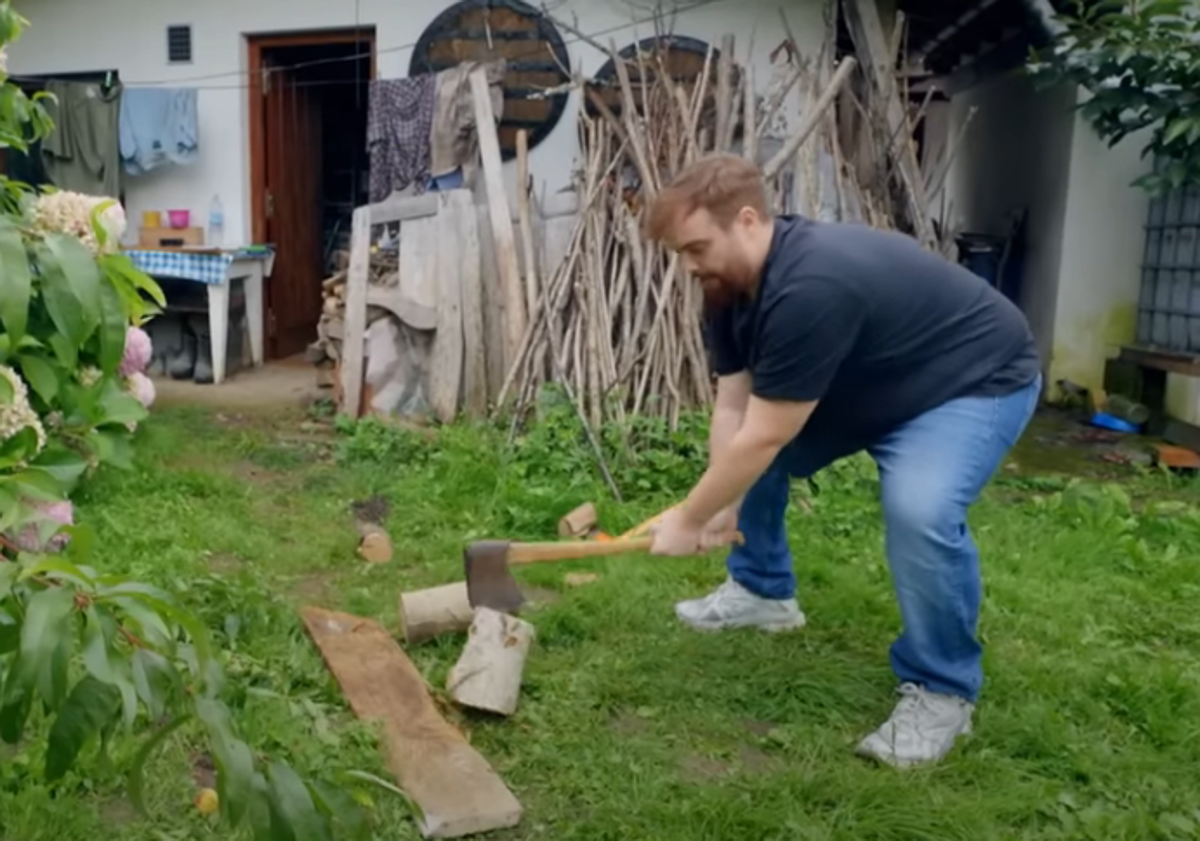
[{"xmin": 497, "ymin": 1, "xmax": 965, "ymax": 440}]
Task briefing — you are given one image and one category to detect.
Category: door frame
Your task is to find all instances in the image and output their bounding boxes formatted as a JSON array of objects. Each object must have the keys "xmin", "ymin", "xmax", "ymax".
[{"xmin": 245, "ymin": 27, "xmax": 376, "ymax": 356}]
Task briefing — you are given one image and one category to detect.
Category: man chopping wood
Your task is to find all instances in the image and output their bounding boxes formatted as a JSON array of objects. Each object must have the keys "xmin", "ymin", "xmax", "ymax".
[{"xmin": 644, "ymin": 154, "xmax": 1041, "ymax": 769}]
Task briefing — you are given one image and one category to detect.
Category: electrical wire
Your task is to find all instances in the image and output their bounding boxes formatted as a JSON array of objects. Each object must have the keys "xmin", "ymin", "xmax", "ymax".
[{"xmin": 90, "ymin": 0, "xmax": 732, "ymax": 90}]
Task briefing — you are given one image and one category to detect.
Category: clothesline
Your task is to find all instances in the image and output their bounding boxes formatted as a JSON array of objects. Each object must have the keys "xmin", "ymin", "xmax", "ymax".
[{"xmin": 31, "ymin": 0, "xmax": 728, "ymax": 89}]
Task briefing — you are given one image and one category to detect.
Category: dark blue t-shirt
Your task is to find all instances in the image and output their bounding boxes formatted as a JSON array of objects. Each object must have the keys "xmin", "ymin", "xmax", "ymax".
[{"xmin": 706, "ymin": 215, "xmax": 1041, "ymax": 443}]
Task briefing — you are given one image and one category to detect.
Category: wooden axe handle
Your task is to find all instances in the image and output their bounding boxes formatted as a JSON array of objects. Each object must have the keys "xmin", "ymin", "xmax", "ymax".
[
  {"xmin": 618, "ymin": 506, "xmax": 676, "ymax": 540},
  {"xmin": 507, "ymin": 532, "xmax": 743, "ymax": 565}
]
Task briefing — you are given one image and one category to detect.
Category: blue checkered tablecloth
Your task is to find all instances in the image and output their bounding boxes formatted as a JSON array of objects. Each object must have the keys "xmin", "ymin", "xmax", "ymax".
[{"xmin": 126, "ymin": 247, "xmax": 274, "ymax": 285}]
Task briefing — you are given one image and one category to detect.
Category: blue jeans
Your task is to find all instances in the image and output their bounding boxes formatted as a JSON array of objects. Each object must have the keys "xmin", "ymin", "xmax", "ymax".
[{"xmin": 728, "ymin": 375, "xmax": 1041, "ymax": 702}]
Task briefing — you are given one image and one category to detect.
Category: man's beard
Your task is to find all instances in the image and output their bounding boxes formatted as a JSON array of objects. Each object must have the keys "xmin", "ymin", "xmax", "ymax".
[{"xmin": 700, "ymin": 275, "xmax": 753, "ymax": 311}]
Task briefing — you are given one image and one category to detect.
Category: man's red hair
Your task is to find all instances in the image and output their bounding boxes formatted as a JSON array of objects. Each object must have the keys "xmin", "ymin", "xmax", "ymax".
[{"xmin": 643, "ymin": 153, "xmax": 770, "ymax": 241}]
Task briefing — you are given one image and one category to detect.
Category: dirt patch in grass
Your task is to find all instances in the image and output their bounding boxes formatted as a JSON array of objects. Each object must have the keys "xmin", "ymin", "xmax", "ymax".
[
  {"xmin": 736, "ymin": 744, "xmax": 781, "ymax": 774},
  {"xmin": 97, "ymin": 797, "xmax": 139, "ymax": 825},
  {"xmin": 742, "ymin": 719, "xmax": 775, "ymax": 737},
  {"xmin": 680, "ymin": 753, "xmax": 729, "ymax": 781},
  {"xmin": 609, "ymin": 710, "xmax": 650, "ymax": 737},
  {"xmin": 190, "ymin": 752, "xmax": 216, "ymax": 789},
  {"xmin": 205, "ymin": 552, "xmax": 245, "ymax": 574},
  {"xmin": 289, "ymin": 570, "xmax": 338, "ymax": 604}
]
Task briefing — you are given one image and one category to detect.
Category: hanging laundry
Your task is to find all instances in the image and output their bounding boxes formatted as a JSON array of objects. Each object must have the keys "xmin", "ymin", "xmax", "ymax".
[
  {"xmin": 367, "ymin": 74, "xmax": 436, "ymax": 203},
  {"xmin": 429, "ymin": 58, "xmax": 506, "ymax": 183},
  {"xmin": 41, "ymin": 79, "xmax": 122, "ymax": 198},
  {"xmin": 119, "ymin": 88, "xmax": 199, "ymax": 175}
]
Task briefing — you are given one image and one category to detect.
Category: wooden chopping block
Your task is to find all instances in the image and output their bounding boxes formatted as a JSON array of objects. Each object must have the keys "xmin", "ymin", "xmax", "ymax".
[
  {"xmin": 446, "ymin": 607, "xmax": 535, "ymax": 716},
  {"xmin": 399, "ymin": 581, "xmax": 475, "ymax": 644}
]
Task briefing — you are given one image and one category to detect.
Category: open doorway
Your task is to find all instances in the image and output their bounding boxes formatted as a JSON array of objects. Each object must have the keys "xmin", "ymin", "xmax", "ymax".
[{"xmin": 248, "ymin": 29, "xmax": 375, "ymax": 360}]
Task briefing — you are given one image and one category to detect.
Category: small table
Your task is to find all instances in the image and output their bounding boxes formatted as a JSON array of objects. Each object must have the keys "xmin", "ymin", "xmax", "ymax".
[{"xmin": 125, "ymin": 246, "xmax": 275, "ymax": 385}]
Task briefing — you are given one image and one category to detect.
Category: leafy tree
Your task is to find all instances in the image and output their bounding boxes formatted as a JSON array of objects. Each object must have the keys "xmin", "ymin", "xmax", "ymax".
[
  {"xmin": 1027, "ymin": 0, "xmax": 1200, "ymax": 192},
  {"xmin": 0, "ymin": 4, "xmax": 368, "ymax": 837}
]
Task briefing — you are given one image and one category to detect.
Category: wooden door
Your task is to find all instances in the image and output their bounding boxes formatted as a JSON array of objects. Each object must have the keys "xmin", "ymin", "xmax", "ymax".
[{"xmin": 261, "ymin": 58, "xmax": 323, "ymax": 359}]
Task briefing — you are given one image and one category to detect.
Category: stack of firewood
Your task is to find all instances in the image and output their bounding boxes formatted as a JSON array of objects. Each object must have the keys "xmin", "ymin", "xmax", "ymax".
[
  {"xmin": 499, "ymin": 0, "xmax": 961, "ymax": 440},
  {"xmin": 309, "ymin": 248, "xmax": 401, "ymax": 388}
]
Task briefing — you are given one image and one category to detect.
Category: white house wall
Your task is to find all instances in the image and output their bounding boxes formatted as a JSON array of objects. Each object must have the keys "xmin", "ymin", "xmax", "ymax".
[
  {"xmin": 946, "ymin": 70, "xmax": 1153, "ymax": 398},
  {"xmin": 7, "ymin": 0, "xmax": 824, "ymax": 245},
  {"xmin": 1051, "ymin": 90, "xmax": 1150, "ymax": 395},
  {"xmin": 943, "ymin": 68, "xmax": 1076, "ymax": 379}
]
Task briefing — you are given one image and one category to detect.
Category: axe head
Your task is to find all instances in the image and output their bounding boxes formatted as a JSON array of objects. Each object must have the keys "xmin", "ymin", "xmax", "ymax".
[{"xmin": 463, "ymin": 540, "xmax": 526, "ymax": 613}]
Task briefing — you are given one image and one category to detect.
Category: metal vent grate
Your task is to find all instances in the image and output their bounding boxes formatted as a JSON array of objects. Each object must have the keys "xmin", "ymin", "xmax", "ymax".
[{"xmin": 167, "ymin": 25, "xmax": 192, "ymax": 64}]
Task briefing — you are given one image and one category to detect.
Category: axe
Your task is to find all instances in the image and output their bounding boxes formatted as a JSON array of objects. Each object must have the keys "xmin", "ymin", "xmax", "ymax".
[{"xmin": 463, "ymin": 531, "xmax": 743, "ymax": 614}]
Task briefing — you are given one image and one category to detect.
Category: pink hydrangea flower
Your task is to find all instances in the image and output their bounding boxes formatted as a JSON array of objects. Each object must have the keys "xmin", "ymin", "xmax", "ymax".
[
  {"xmin": 119, "ymin": 325, "xmax": 153, "ymax": 376},
  {"xmin": 126, "ymin": 370, "xmax": 156, "ymax": 409},
  {"xmin": 9, "ymin": 499, "xmax": 73, "ymax": 553}
]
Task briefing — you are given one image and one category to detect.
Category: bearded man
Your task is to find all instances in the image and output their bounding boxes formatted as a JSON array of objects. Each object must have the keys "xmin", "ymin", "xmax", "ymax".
[{"xmin": 644, "ymin": 154, "xmax": 1041, "ymax": 768}]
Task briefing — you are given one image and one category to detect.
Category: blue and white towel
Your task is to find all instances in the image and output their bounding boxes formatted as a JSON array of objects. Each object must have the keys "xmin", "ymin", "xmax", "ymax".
[{"xmin": 119, "ymin": 88, "xmax": 199, "ymax": 175}]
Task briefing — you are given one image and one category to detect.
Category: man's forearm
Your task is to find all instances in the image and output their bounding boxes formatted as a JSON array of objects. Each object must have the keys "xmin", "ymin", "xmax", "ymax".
[{"xmin": 709, "ymin": 405, "xmax": 744, "ymax": 467}]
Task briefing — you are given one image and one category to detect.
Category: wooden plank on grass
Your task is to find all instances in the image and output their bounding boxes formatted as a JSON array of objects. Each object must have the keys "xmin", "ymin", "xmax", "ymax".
[{"xmin": 300, "ymin": 606, "xmax": 523, "ymax": 839}]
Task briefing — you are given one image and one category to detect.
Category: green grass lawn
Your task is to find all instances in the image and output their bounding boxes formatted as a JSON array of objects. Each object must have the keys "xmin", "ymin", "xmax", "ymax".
[{"xmin": 4, "ymin": 401, "xmax": 1200, "ymax": 841}]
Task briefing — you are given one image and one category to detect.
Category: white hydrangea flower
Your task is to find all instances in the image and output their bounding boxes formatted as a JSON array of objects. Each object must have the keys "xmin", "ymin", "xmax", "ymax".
[
  {"xmin": 32, "ymin": 190, "xmax": 126, "ymax": 254},
  {"xmin": 77, "ymin": 366, "xmax": 102, "ymax": 388},
  {"xmin": 0, "ymin": 364, "xmax": 46, "ymax": 459}
]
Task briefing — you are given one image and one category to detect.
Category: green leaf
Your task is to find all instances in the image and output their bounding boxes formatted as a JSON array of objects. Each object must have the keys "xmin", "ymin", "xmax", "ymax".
[
  {"xmin": 98, "ymin": 582, "xmax": 216, "ymax": 688},
  {"xmin": 18, "ymin": 586, "xmax": 77, "ymax": 707},
  {"xmin": 45, "ymin": 231, "xmax": 101, "ymax": 334},
  {"xmin": 129, "ymin": 715, "xmax": 192, "ymax": 816},
  {"xmin": 31, "ymin": 445, "xmax": 89, "ymax": 495},
  {"xmin": 96, "ymin": 377, "xmax": 146, "ymax": 427},
  {"xmin": 0, "ymin": 216, "xmax": 31, "ymax": 343},
  {"xmin": 20, "ymin": 556, "xmax": 95, "ymax": 589},
  {"xmin": 1164, "ymin": 116, "xmax": 1192, "ymax": 144},
  {"xmin": 87, "ymin": 427, "xmax": 134, "ymax": 469},
  {"xmin": 267, "ymin": 762, "xmax": 330, "ymax": 841},
  {"xmin": 196, "ymin": 698, "xmax": 257, "ymax": 828},
  {"xmin": 131, "ymin": 648, "xmax": 177, "ymax": 720},
  {"xmin": 45, "ymin": 676, "xmax": 121, "ymax": 782},
  {"xmin": 81, "ymin": 605, "xmax": 116, "ymax": 683},
  {"xmin": 16, "ymin": 352, "xmax": 58, "ymax": 403},
  {"xmin": 47, "ymin": 333, "xmax": 77, "ymax": 369},
  {"xmin": 96, "ymin": 275, "xmax": 127, "ymax": 375},
  {"xmin": 37, "ymin": 243, "xmax": 90, "ymax": 358},
  {"xmin": 0, "ymin": 606, "xmax": 19, "ymax": 655},
  {"xmin": 106, "ymin": 594, "xmax": 173, "ymax": 649},
  {"xmin": 310, "ymin": 779, "xmax": 371, "ymax": 840},
  {"xmin": 6, "ymin": 466, "xmax": 65, "ymax": 501},
  {"xmin": 0, "ymin": 426, "xmax": 39, "ymax": 470},
  {"xmin": 0, "ymin": 681, "xmax": 31, "ymax": 744}
]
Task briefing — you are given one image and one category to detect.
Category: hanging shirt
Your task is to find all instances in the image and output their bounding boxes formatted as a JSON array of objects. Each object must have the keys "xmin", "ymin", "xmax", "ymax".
[
  {"xmin": 429, "ymin": 58, "xmax": 506, "ymax": 180},
  {"xmin": 118, "ymin": 88, "xmax": 199, "ymax": 175},
  {"xmin": 41, "ymin": 79, "xmax": 122, "ymax": 198},
  {"xmin": 367, "ymin": 75, "xmax": 435, "ymax": 202}
]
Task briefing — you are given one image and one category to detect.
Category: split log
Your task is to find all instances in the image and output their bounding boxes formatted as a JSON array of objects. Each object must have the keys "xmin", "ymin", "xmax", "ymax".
[
  {"xmin": 557, "ymin": 502, "xmax": 598, "ymax": 538},
  {"xmin": 356, "ymin": 522, "xmax": 393, "ymax": 564},
  {"xmin": 300, "ymin": 607, "xmax": 523, "ymax": 838},
  {"xmin": 399, "ymin": 582, "xmax": 476, "ymax": 644},
  {"xmin": 446, "ymin": 608, "xmax": 535, "ymax": 717}
]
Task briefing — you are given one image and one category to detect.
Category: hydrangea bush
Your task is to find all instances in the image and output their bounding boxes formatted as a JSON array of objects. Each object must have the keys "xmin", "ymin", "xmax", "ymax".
[{"xmin": 0, "ymin": 5, "xmax": 367, "ymax": 837}]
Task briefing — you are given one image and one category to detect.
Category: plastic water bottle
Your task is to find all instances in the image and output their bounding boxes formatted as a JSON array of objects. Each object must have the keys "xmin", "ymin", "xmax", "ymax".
[{"xmin": 207, "ymin": 194, "xmax": 224, "ymax": 248}]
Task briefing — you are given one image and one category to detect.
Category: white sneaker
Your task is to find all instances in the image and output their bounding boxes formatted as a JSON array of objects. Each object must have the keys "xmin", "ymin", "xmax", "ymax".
[
  {"xmin": 855, "ymin": 682, "xmax": 974, "ymax": 769},
  {"xmin": 674, "ymin": 577, "xmax": 806, "ymax": 632}
]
